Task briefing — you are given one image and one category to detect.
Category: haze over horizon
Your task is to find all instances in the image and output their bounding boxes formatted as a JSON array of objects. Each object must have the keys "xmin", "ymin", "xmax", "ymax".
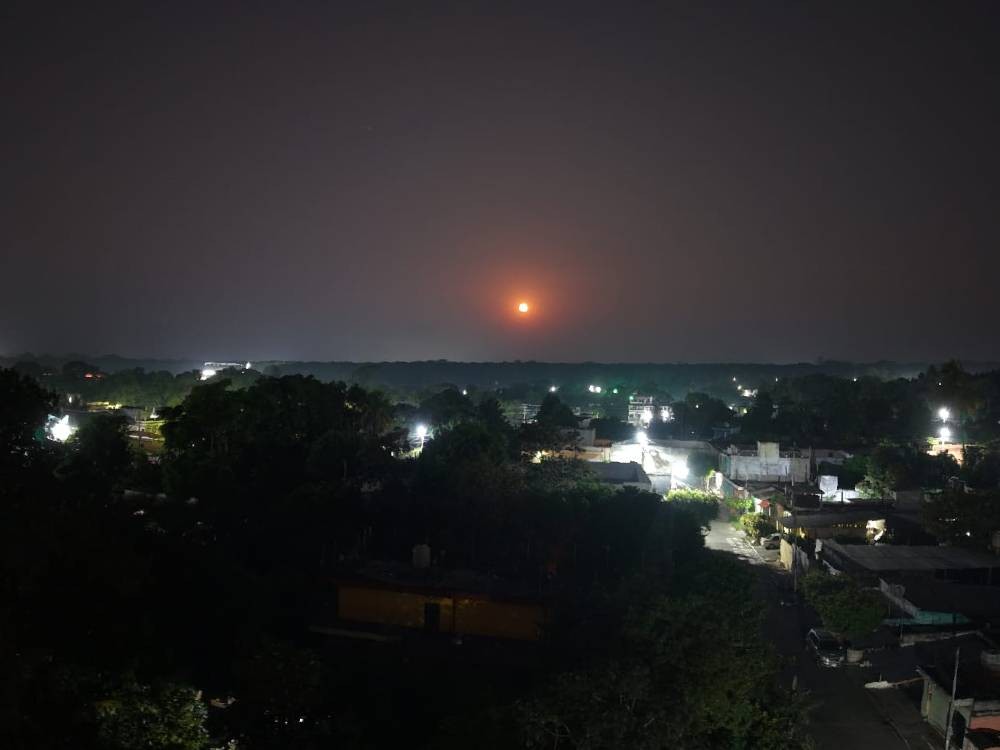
[{"xmin": 4, "ymin": 2, "xmax": 999, "ymax": 363}]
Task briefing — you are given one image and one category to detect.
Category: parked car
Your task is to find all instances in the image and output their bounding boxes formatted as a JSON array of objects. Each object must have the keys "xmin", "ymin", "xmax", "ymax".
[
  {"xmin": 761, "ymin": 532, "xmax": 782, "ymax": 550},
  {"xmin": 806, "ymin": 628, "xmax": 845, "ymax": 667}
]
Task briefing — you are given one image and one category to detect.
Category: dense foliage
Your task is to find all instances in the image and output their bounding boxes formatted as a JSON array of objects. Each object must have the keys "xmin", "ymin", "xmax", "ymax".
[
  {"xmin": 663, "ymin": 488, "xmax": 719, "ymax": 530},
  {"xmin": 0, "ymin": 366, "xmax": 833, "ymax": 748},
  {"xmin": 740, "ymin": 511, "xmax": 776, "ymax": 540},
  {"xmin": 801, "ymin": 570, "xmax": 886, "ymax": 642}
]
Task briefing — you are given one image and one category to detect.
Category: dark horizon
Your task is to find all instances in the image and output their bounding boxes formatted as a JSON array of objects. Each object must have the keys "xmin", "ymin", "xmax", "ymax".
[{"xmin": 4, "ymin": 1, "xmax": 999, "ymax": 363}]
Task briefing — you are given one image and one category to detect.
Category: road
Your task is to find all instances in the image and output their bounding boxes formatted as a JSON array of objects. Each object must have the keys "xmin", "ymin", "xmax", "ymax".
[{"xmin": 705, "ymin": 506, "xmax": 925, "ymax": 750}]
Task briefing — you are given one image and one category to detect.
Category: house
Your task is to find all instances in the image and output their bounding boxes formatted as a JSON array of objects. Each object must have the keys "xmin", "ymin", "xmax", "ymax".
[
  {"xmin": 589, "ymin": 461, "xmax": 653, "ymax": 491},
  {"xmin": 719, "ymin": 442, "xmax": 811, "ymax": 483},
  {"xmin": 605, "ymin": 438, "xmax": 718, "ymax": 492},
  {"xmin": 821, "ymin": 541, "xmax": 1000, "ymax": 585},
  {"xmin": 773, "ymin": 497, "xmax": 891, "ymax": 542},
  {"xmin": 324, "ymin": 562, "xmax": 546, "ymax": 641},
  {"xmin": 917, "ymin": 633, "xmax": 1000, "ymax": 745},
  {"xmin": 627, "ymin": 395, "xmax": 659, "ymax": 426},
  {"xmin": 880, "ymin": 576, "xmax": 1000, "ymax": 630}
]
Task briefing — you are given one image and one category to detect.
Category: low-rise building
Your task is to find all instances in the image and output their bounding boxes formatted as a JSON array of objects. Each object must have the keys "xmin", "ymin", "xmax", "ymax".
[
  {"xmin": 772, "ymin": 497, "xmax": 891, "ymax": 542},
  {"xmin": 324, "ymin": 562, "xmax": 546, "ymax": 642},
  {"xmin": 821, "ymin": 541, "xmax": 1000, "ymax": 585},
  {"xmin": 627, "ymin": 395, "xmax": 658, "ymax": 426},
  {"xmin": 918, "ymin": 634, "xmax": 1000, "ymax": 744},
  {"xmin": 590, "ymin": 461, "xmax": 653, "ymax": 491},
  {"xmin": 880, "ymin": 576, "xmax": 1000, "ymax": 629},
  {"xmin": 720, "ymin": 441, "xmax": 811, "ymax": 483}
]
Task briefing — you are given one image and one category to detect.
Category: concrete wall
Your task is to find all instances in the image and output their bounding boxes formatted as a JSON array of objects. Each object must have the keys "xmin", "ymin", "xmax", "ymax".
[
  {"xmin": 779, "ymin": 539, "xmax": 811, "ymax": 573},
  {"xmin": 721, "ymin": 454, "xmax": 810, "ymax": 483}
]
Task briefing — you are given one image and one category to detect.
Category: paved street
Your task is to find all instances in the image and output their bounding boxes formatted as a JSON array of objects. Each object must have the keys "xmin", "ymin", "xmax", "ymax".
[{"xmin": 705, "ymin": 507, "xmax": 931, "ymax": 750}]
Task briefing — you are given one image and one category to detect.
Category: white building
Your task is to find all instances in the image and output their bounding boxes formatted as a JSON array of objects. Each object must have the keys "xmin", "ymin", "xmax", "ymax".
[
  {"xmin": 606, "ymin": 438, "xmax": 718, "ymax": 493},
  {"xmin": 627, "ymin": 396, "xmax": 658, "ymax": 426},
  {"xmin": 720, "ymin": 442, "xmax": 810, "ymax": 483}
]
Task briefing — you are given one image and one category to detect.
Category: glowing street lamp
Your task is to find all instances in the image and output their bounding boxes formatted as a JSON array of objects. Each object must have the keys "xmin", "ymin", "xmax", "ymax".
[
  {"xmin": 415, "ymin": 424, "xmax": 428, "ymax": 450},
  {"xmin": 48, "ymin": 415, "xmax": 76, "ymax": 442},
  {"xmin": 641, "ymin": 408, "xmax": 653, "ymax": 426},
  {"xmin": 549, "ymin": 385, "xmax": 558, "ymax": 393},
  {"xmin": 939, "ymin": 426, "xmax": 952, "ymax": 443},
  {"xmin": 938, "ymin": 407, "xmax": 950, "ymax": 423},
  {"xmin": 636, "ymin": 430, "xmax": 648, "ymax": 468}
]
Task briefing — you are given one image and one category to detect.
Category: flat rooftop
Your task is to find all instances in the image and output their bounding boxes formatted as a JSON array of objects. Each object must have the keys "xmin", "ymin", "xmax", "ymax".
[
  {"xmin": 824, "ymin": 540, "xmax": 1000, "ymax": 572},
  {"xmin": 590, "ymin": 461, "xmax": 650, "ymax": 485}
]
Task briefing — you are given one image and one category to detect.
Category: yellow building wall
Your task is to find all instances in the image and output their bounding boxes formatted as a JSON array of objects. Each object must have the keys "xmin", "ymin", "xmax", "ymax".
[
  {"xmin": 338, "ymin": 586, "xmax": 544, "ymax": 641},
  {"xmin": 453, "ymin": 597, "xmax": 543, "ymax": 640},
  {"xmin": 339, "ymin": 587, "xmax": 456, "ymax": 632}
]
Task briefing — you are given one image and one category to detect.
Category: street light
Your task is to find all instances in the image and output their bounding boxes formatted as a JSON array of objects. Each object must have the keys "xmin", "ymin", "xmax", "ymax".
[
  {"xmin": 938, "ymin": 407, "xmax": 950, "ymax": 422},
  {"xmin": 939, "ymin": 426, "xmax": 952, "ymax": 443},
  {"xmin": 415, "ymin": 424, "xmax": 428, "ymax": 450},
  {"xmin": 636, "ymin": 430, "xmax": 648, "ymax": 468},
  {"xmin": 549, "ymin": 385, "xmax": 557, "ymax": 393}
]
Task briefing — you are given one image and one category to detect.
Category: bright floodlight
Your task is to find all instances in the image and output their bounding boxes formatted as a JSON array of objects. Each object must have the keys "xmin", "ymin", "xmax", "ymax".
[
  {"xmin": 641, "ymin": 408, "xmax": 653, "ymax": 425},
  {"xmin": 517, "ymin": 301, "xmax": 529, "ymax": 313},
  {"xmin": 549, "ymin": 385, "xmax": 557, "ymax": 393},
  {"xmin": 415, "ymin": 424, "xmax": 428, "ymax": 439},
  {"xmin": 741, "ymin": 389, "xmax": 753, "ymax": 398},
  {"xmin": 48, "ymin": 415, "xmax": 75, "ymax": 442},
  {"xmin": 938, "ymin": 407, "xmax": 950, "ymax": 422},
  {"xmin": 939, "ymin": 426, "xmax": 952, "ymax": 442},
  {"xmin": 200, "ymin": 368, "xmax": 217, "ymax": 381},
  {"xmin": 461, "ymin": 389, "xmax": 468, "ymax": 396},
  {"xmin": 671, "ymin": 458, "xmax": 689, "ymax": 480},
  {"xmin": 636, "ymin": 430, "xmax": 648, "ymax": 446},
  {"xmin": 594, "ymin": 386, "xmax": 602, "ymax": 394}
]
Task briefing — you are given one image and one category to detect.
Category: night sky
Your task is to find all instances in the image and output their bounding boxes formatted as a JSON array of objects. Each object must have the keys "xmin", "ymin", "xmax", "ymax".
[{"xmin": 3, "ymin": 1, "xmax": 999, "ymax": 363}]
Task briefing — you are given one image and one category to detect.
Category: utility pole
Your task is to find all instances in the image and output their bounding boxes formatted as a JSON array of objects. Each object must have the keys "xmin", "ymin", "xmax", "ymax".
[{"xmin": 944, "ymin": 646, "xmax": 960, "ymax": 750}]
